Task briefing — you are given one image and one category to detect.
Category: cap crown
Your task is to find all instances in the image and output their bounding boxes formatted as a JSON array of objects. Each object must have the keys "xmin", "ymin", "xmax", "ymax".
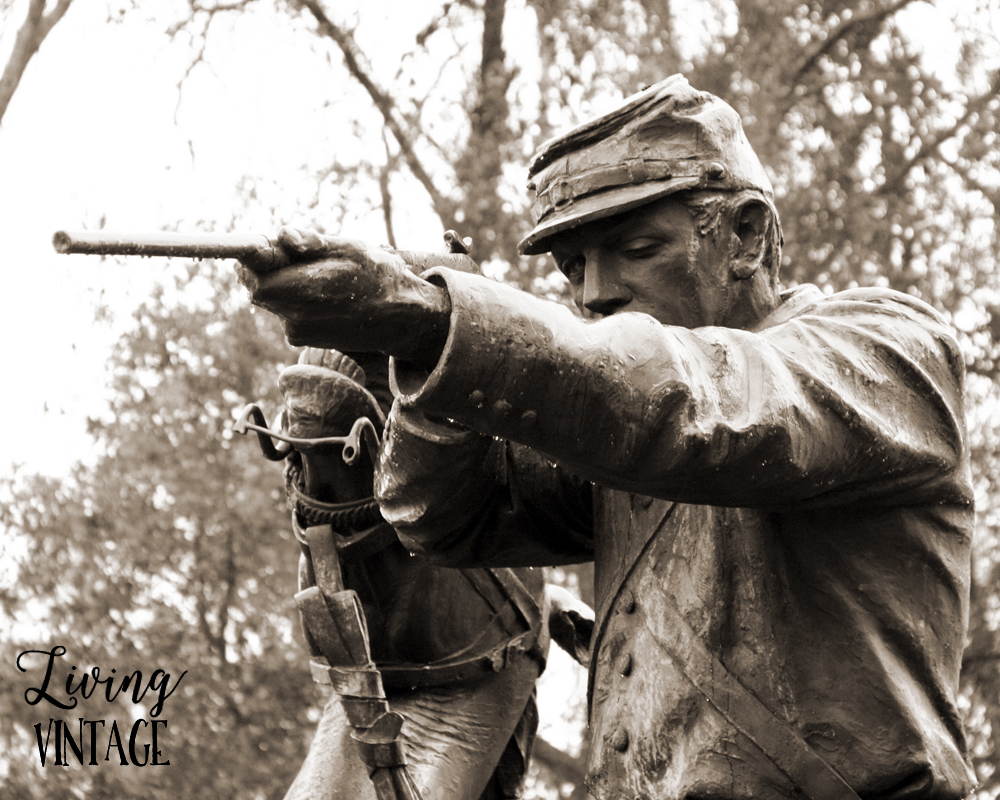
[{"xmin": 519, "ymin": 75, "xmax": 774, "ymax": 255}]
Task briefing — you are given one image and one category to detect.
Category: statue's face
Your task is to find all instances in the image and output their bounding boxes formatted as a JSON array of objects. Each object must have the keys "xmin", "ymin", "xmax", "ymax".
[{"xmin": 549, "ymin": 196, "xmax": 736, "ymax": 329}]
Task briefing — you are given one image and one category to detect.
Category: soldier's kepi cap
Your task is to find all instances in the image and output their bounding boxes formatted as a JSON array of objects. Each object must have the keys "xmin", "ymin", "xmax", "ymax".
[{"xmin": 518, "ymin": 74, "xmax": 775, "ymax": 255}]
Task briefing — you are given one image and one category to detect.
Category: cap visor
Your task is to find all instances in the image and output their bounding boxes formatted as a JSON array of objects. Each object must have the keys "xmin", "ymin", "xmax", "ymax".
[{"xmin": 518, "ymin": 177, "xmax": 701, "ymax": 256}]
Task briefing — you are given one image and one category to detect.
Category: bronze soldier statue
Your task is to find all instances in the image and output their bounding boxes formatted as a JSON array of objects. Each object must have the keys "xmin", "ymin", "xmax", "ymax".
[{"xmin": 236, "ymin": 75, "xmax": 977, "ymax": 800}]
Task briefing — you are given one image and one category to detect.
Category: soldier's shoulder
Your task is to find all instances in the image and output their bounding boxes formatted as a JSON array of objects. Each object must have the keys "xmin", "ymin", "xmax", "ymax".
[
  {"xmin": 778, "ymin": 284, "xmax": 951, "ymax": 329},
  {"xmin": 771, "ymin": 284, "xmax": 965, "ymax": 381}
]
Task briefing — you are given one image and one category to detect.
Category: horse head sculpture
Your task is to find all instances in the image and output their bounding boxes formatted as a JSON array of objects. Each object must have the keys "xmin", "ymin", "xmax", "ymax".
[{"xmin": 239, "ymin": 346, "xmax": 594, "ymax": 800}]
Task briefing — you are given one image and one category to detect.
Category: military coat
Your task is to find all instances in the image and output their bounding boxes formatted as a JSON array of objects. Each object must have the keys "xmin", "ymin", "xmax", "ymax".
[{"xmin": 375, "ymin": 268, "xmax": 977, "ymax": 800}]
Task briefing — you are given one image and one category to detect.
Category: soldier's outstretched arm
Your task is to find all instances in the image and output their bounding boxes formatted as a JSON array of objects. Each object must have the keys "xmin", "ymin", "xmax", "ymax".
[{"xmin": 236, "ymin": 227, "xmax": 452, "ymax": 369}]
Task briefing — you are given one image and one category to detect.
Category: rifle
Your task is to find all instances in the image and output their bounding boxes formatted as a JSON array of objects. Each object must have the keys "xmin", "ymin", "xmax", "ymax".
[{"xmin": 52, "ymin": 229, "xmax": 479, "ymax": 273}]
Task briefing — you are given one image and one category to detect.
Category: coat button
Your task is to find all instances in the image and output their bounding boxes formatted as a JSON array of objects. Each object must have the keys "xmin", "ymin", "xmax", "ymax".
[
  {"xmin": 610, "ymin": 728, "xmax": 629, "ymax": 752},
  {"xmin": 618, "ymin": 653, "xmax": 632, "ymax": 677},
  {"xmin": 621, "ymin": 589, "xmax": 636, "ymax": 614},
  {"xmin": 469, "ymin": 390, "xmax": 486, "ymax": 408}
]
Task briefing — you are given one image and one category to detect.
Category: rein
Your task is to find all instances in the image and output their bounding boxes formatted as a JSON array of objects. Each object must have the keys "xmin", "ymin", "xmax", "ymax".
[{"xmin": 284, "ymin": 458, "xmax": 384, "ymax": 530}]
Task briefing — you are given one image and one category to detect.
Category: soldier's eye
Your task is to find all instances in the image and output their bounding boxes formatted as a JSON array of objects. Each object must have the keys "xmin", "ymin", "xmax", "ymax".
[
  {"xmin": 559, "ymin": 256, "xmax": 586, "ymax": 284},
  {"xmin": 621, "ymin": 238, "xmax": 663, "ymax": 258}
]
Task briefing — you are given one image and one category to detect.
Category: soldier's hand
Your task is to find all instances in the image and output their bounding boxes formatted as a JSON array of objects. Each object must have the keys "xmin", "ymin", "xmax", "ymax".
[{"xmin": 236, "ymin": 227, "xmax": 451, "ymax": 366}]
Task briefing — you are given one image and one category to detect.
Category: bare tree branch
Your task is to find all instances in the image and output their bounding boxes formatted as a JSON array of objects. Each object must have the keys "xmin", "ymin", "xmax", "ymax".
[
  {"xmin": 380, "ymin": 133, "xmax": 398, "ymax": 249},
  {"xmin": 532, "ymin": 736, "xmax": 591, "ymax": 798},
  {"xmin": 174, "ymin": 34, "xmax": 210, "ymax": 123},
  {"xmin": 878, "ymin": 69, "xmax": 1000, "ymax": 197},
  {"xmin": 36, "ymin": 0, "xmax": 72, "ymax": 37},
  {"xmin": 0, "ymin": 0, "xmax": 74, "ymax": 125},
  {"xmin": 777, "ymin": 0, "xmax": 917, "ymax": 119},
  {"xmin": 415, "ymin": 1, "xmax": 455, "ymax": 47},
  {"xmin": 166, "ymin": 0, "xmax": 256, "ymax": 36},
  {"xmin": 792, "ymin": 0, "xmax": 916, "ymax": 86},
  {"xmin": 411, "ymin": 0, "xmax": 479, "ymax": 49},
  {"xmin": 294, "ymin": 0, "xmax": 457, "ymax": 225},
  {"xmin": 397, "ymin": 47, "xmax": 468, "ymax": 169},
  {"xmin": 167, "ymin": 0, "xmax": 259, "ymax": 123}
]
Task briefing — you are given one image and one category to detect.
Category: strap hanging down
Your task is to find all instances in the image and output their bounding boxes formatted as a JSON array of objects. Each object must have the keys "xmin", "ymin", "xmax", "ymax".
[
  {"xmin": 296, "ymin": 525, "xmax": 425, "ymax": 800},
  {"xmin": 589, "ymin": 499, "xmax": 861, "ymax": 800},
  {"xmin": 641, "ymin": 592, "xmax": 862, "ymax": 800}
]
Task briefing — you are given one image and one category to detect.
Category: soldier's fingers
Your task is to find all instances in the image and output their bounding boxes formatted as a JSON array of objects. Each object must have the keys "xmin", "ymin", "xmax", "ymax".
[
  {"xmin": 276, "ymin": 228, "xmax": 401, "ymax": 270},
  {"xmin": 234, "ymin": 263, "xmax": 261, "ymax": 294},
  {"xmin": 276, "ymin": 226, "xmax": 318, "ymax": 255},
  {"xmin": 298, "ymin": 347, "xmax": 332, "ymax": 367},
  {"xmin": 274, "ymin": 227, "xmax": 360, "ymax": 261}
]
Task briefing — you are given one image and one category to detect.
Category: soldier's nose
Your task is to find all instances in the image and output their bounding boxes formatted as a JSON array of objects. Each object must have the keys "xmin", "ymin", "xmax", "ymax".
[{"xmin": 582, "ymin": 257, "xmax": 631, "ymax": 318}]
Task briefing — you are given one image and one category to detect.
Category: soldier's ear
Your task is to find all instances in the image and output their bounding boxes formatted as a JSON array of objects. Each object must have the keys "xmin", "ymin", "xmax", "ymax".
[{"xmin": 730, "ymin": 200, "xmax": 769, "ymax": 281}]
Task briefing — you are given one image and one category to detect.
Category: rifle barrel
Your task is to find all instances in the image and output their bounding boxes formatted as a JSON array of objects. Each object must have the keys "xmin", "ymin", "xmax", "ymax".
[
  {"xmin": 52, "ymin": 230, "xmax": 275, "ymax": 259},
  {"xmin": 53, "ymin": 230, "xmax": 481, "ymax": 275}
]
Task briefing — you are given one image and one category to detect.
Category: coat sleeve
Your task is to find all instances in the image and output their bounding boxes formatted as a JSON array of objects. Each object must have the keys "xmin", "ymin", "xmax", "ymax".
[
  {"xmin": 375, "ymin": 269, "xmax": 971, "ymax": 560},
  {"xmin": 375, "ymin": 405, "xmax": 595, "ymax": 566}
]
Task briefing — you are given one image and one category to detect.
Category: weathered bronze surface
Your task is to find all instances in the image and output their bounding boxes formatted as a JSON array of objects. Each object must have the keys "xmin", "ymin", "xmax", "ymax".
[{"xmin": 230, "ymin": 75, "xmax": 976, "ymax": 800}]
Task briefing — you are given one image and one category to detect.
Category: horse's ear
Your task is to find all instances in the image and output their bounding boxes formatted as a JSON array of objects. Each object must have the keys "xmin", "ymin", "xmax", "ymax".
[{"xmin": 731, "ymin": 200, "xmax": 768, "ymax": 281}]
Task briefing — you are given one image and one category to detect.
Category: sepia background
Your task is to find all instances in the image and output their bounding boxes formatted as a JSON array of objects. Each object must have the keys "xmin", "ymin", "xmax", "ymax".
[{"xmin": 1, "ymin": 0, "xmax": 999, "ymax": 797}]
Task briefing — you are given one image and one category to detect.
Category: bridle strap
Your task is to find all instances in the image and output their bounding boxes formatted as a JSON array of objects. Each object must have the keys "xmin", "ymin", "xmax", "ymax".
[
  {"xmin": 284, "ymin": 459, "xmax": 384, "ymax": 531},
  {"xmin": 234, "ymin": 402, "xmax": 381, "ymax": 465}
]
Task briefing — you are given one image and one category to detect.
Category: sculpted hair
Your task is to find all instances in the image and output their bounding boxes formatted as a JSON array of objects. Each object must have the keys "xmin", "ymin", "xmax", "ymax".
[{"xmin": 679, "ymin": 189, "xmax": 783, "ymax": 286}]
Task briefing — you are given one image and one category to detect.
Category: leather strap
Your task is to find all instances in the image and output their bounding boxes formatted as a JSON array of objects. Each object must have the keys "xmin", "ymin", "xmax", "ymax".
[
  {"xmin": 591, "ymin": 499, "xmax": 862, "ymax": 800},
  {"xmin": 486, "ymin": 568, "xmax": 543, "ymax": 645},
  {"xmin": 296, "ymin": 528, "xmax": 424, "ymax": 800},
  {"xmin": 642, "ymin": 593, "xmax": 862, "ymax": 800},
  {"xmin": 311, "ymin": 661, "xmax": 385, "ymax": 697},
  {"xmin": 378, "ymin": 567, "xmax": 544, "ymax": 689}
]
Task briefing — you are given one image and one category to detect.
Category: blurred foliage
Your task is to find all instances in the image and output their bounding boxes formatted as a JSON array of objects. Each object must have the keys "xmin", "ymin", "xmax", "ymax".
[
  {"xmin": 2, "ymin": 0, "xmax": 1000, "ymax": 798},
  {"xmin": 0, "ymin": 264, "xmax": 312, "ymax": 798}
]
